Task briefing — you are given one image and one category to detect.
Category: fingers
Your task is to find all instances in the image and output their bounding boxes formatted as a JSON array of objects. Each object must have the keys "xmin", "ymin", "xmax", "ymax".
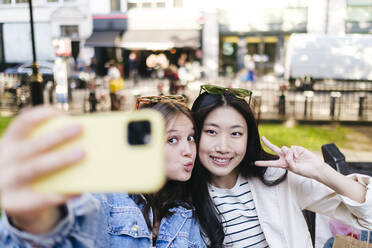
[
  {"xmin": 255, "ymin": 159, "xmax": 286, "ymax": 168},
  {"xmin": 261, "ymin": 136, "xmax": 282, "ymax": 155},
  {"xmin": 3, "ymin": 106, "xmax": 61, "ymax": 141},
  {"xmin": 19, "ymin": 123, "xmax": 83, "ymax": 159},
  {"xmin": 16, "ymin": 148, "xmax": 85, "ymax": 184},
  {"xmin": 0, "ymin": 148, "xmax": 85, "ymax": 189},
  {"xmin": 290, "ymin": 145, "xmax": 303, "ymax": 159},
  {"xmin": 255, "ymin": 145, "xmax": 295, "ymax": 169},
  {"xmin": 282, "ymin": 146, "xmax": 296, "ymax": 168}
]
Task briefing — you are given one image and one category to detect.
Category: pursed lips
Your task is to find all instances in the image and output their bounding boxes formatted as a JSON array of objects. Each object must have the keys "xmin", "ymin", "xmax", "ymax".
[{"xmin": 183, "ymin": 162, "xmax": 194, "ymax": 172}]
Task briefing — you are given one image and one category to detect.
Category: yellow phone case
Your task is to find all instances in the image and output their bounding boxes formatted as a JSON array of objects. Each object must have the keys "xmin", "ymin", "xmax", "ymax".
[{"xmin": 32, "ymin": 109, "xmax": 166, "ymax": 194}]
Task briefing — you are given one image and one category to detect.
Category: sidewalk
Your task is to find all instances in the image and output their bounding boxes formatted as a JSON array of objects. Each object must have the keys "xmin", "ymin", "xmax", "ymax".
[
  {"xmin": 314, "ymin": 149, "xmax": 371, "ymax": 163},
  {"xmin": 339, "ymin": 149, "xmax": 371, "ymax": 162}
]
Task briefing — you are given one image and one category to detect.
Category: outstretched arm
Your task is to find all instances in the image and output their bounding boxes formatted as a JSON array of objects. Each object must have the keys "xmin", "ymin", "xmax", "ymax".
[
  {"xmin": 0, "ymin": 106, "xmax": 84, "ymax": 234},
  {"xmin": 255, "ymin": 136, "xmax": 367, "ymax": 203}
]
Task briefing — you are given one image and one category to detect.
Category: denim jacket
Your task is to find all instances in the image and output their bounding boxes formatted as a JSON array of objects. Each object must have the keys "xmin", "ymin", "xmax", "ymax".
[{"xmin": 0, "ymin": 193, "xmax": 206, "ymax": 248}]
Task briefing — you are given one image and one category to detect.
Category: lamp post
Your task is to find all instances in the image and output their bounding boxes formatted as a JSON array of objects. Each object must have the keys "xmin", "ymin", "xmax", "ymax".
[{"xmin": 28, "ymin": 0, "xmax": 43, "ymax": 105}]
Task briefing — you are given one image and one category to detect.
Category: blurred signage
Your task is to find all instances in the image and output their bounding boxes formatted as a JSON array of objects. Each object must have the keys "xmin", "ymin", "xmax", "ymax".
[
  {"xmin": 32, "ymin": 0, "xmax": 45, "ymax": 5},
  {"xmin": 53, "ymin": 38, "xmax": 72, "ymax": 57},
  {"xmin": 93, "ymin": 14, "xmax": 128, "ymax": 31}
]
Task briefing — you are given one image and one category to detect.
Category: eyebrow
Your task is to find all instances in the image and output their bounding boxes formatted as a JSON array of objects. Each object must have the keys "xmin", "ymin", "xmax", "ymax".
[
  {"xmin": 167, "ymin": 128, "xmax": 195, "ymax": 134},
  {"xmin": 204, "ymin": 123, "xmax": 244, "ymax": 129}
]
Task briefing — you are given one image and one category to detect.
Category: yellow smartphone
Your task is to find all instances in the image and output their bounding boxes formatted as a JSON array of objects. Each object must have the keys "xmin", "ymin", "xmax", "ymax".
[{"xmin": 31, "ymin": 109, "xmax": 166, "ymax": 194}]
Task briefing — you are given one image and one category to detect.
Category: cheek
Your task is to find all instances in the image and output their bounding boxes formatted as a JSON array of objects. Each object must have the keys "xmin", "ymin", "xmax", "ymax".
[
  {"xmin": 198, "ymin": 144, "xmax": 209, "ymax": 166},
  {"xmin": 165, "ymin": 146, "xmax": 175, "ymax": 166},
  {"xmin": 237, "ymin": 137, "xmax": 248, "ymax": 155},
  {"xmin": 191, "ymin": 144, "xmax": 197, "ymax": 161},
  {"xmin": 199, "ymin": 134, "xmax": 209, "ymax": 151},
  {"xmin": 198, "ymin": 138, "xmax": 208, "ymax": 157}
]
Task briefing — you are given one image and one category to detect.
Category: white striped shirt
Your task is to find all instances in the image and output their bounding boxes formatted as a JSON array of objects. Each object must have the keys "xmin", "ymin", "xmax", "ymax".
[{"xmin": 208, "ymin": 175, "xmax": 269, "ymax": 248}]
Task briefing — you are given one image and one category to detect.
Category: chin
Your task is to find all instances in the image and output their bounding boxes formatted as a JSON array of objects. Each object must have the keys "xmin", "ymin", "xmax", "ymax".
[
  {"xmin": 210, "ymin": 168, "xmax": 234, "ymax": 177},
  {"xmin": 169, "ymin": 174, "xmax": 191, "ymax": 182},
  {"xmin": 179, "ymin": 173, "xmax": 192, "ymax": 182}
]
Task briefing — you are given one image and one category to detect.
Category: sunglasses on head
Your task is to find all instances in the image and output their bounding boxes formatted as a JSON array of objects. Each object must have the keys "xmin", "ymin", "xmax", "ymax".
[
  {"xmin": 199, "ymin": 84, "xmax": 253, "ymax": 105},
  {"xmin": 135, "ymin": 95, "xmax": 186, "ymax": 109}
]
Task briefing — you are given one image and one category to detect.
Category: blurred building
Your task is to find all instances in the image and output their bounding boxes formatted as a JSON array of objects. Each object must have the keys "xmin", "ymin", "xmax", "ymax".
[
  {"xmin": 1, "ymin": 0, "xmax": 372, "ymax": 79},
  {"xmin": 87, "ymin": 0, "xmax": 202, "ymax": 78},
  {"xmin": 217, "ymin": 0, "xmax": 372, "ymax": 78},
  {"xmin": 0, "ymin": 0, "xmax": 92, "ymax": 71},
  {"xmin": 85, "ymin": 0, "xmax": 128, "ymax": 76}
]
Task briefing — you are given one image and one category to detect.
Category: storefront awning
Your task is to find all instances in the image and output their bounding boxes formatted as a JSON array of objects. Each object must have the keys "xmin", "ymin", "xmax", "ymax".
[
  {"xmin": 85, "ymin": 31, "xmax": 121, "ymax": 47},
  {"xmin": 120, "ymin": 30, "xmax": 200, "ymax": 50}
]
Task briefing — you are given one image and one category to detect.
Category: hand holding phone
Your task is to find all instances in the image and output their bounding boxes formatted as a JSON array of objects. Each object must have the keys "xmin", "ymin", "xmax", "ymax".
[
  {"xmin": 32, "ymin": 109, "xmax": 166, "ymax": 194},
  {"xmin": 0, "ymin": 106, "xmax": 82, "ymax": 217}
]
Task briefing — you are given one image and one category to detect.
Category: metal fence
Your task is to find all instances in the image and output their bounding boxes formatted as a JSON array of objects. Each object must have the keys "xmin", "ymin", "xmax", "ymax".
[
  {"xmin": 254, "ymin": 90, "xmax": 372, "ymax": 122},
  {"xmin": 1, "ymin": 72, "xmax": 372, "ymax": 122}
]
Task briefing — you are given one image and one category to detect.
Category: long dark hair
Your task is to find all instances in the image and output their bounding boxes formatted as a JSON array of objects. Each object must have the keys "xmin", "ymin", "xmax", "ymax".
[
  {"xmin": 190, "ymin": 91, "xmax": 287, "ymax": 247},
  {"xmin": 132, "ymin": 101, "xmax": 197, "ymax": 231}
]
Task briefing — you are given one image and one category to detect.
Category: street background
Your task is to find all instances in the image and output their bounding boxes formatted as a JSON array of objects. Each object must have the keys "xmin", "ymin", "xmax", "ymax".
[{"xmin": 0, "ymin": 0, "xmax": 371, "ymax": 247}]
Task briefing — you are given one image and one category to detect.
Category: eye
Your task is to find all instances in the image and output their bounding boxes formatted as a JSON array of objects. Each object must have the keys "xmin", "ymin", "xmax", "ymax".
[
  {"xmin": 188, "ymin": 135, "xmax": 195, "ymax": 142},
  {"xmin": 167, "ymin": 137, "xmax": 178, "ymax": 144},
  {"xmin": 204, "ymin": 129, "xmax": 216, "ymax": 135},
  {"xmin": 232, "ymin": 132, "xmax": 243, "ymax": 137}
]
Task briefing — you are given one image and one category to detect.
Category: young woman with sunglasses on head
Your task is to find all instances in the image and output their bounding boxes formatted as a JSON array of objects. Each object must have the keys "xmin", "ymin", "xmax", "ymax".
[
  {"xmin": 190, "ymin": 85, "xmax": 372, "ymax": 248},
  {"xmin": 0, "ymin": 102, "xmax": 206, "ymax": 247}
]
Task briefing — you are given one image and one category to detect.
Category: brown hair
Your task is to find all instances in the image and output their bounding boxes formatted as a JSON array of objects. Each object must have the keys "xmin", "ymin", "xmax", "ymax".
[{"xmin": 134, "ymin": 100, "xmax": 197, "ymax": 233}]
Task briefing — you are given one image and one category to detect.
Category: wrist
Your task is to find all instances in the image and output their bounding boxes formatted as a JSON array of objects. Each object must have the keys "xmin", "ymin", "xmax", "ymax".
[
  {"xmin": 8, "ymin": 205, "xmax": 67, "ymax": 235},
  {"xmin": 313, "ymin": 162, "xmax": 338, "ymax": 183}
]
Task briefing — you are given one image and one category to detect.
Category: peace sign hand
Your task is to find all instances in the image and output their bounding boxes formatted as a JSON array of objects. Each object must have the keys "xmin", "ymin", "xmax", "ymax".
[{"xmin": 255, "ymin": 136, "xmax": 327, "ymax": 180}]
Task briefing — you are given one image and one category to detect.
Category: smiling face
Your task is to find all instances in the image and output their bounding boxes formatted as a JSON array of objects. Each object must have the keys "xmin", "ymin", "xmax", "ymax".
[
  {"xmin": 198, "ymin": 106, "xmax": 248, "ymax": 188},
  {"xmin": 165, "ymin": 113, "xmax": 197, "ymax": 182}
]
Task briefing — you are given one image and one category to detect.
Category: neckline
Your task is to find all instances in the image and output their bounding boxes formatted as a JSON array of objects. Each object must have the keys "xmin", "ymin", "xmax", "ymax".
[{"xmin": 209, "ymin": 174, "xmax": 244, "ymax": 192}]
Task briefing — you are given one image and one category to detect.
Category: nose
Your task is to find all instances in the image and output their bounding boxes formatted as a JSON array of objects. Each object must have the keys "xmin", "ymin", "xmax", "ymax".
[
  {"xmin": 181, "ymin": 141, "xmax": 193, "ymax": 157},
  {"xmin": 215, "ymin": 134, "xmax": 230, "ymax": 154}
]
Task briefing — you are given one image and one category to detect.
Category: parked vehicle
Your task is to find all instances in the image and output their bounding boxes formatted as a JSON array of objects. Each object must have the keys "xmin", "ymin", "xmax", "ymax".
[
  {"xmin": 4, "ymin": 61, "xmax": 55, "ymax": 86},
  {"xmin": 4, "ymin": 61, "xmax": 89, "ymax": 89},
  {"xmin": 284, "ymin": 34, "xmax": 372, "ymax": 90}
]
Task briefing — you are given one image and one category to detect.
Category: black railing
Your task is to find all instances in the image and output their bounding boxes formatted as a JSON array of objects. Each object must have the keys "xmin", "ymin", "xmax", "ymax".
[{"xmin": 255, "ymin": 90, "xmax": 372, "ymax": 122}]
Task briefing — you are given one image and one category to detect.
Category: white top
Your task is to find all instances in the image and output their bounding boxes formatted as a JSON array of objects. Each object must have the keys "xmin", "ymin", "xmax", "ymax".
[
  {"xmin": 206, "ymin": 170, "xmax": 372, "ymax": 248},
  {"xmin": 247, "ymin": 170, "xmax": 372, "ymax": 248},
  {"xmin": 108, "ymin": 66, "xmax": 121, "ymax": 80},
  {"xmin": 209, "ymin": 175, "xmax": 269, "ymax": 248}
]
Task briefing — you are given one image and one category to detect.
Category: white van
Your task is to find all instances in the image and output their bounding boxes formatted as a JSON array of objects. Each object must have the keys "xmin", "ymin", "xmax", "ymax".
[{"xmin": 284, "ymin": 34, "xmax": 372, "ymax": 89}]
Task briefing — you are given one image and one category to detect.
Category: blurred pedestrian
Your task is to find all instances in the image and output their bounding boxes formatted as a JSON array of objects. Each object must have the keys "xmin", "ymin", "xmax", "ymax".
[
  {"xmin": 165, "ymin": 64, "xmax": 179, "ymax": 94},
  {"xmin": 106, "ymin": 61, "xmax": 124, "ymax": 111},
  {"xmin": 88, "ymin": 81, "xmax": 97, "ymax": 113},
  {"xmin": 244, "ymin": 55, "xmax": 256, "ymax": 82},
  {"xmin": 129, "ymin": 52, "xmax": 138, "ymax": 85}
]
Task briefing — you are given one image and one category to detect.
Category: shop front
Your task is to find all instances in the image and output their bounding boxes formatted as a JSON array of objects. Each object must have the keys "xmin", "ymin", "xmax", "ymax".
[
  {"xmin": 119, "ymin": 29, "xmax": 201, "ymax": 78},
  {"xmin": 85, "ymin": 14, "xmax": 128, "ymax": 76},
  {"xmin": 220, "ymin": 34, "xmax": 286, "ymax": 77}
]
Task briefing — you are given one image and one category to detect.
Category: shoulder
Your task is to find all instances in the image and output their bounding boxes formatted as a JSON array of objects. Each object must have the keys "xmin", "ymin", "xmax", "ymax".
[
  {"xmin": 94, "ymin": 193, "xmax": 131, "ymax": 204},
  {"xmin": 168, "ymin": 205, "xmax": 194, "ymax": 219},
  {"xmin": 93, "ymin": 193, "xmax": 142, "ymax": 213},
  {"xmin": 159, "ymin": 207, "xmax": 204, "ymax": 247}
]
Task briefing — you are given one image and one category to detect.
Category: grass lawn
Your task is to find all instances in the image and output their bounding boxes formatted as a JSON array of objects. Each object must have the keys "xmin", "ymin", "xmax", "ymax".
[
  {"xmin": 0, "ymin": 117, "xmax": 13, "ymax": 137},
  {"xmin": 258, "ymin": 124, "xmax": 351, "ymax": 152}
]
